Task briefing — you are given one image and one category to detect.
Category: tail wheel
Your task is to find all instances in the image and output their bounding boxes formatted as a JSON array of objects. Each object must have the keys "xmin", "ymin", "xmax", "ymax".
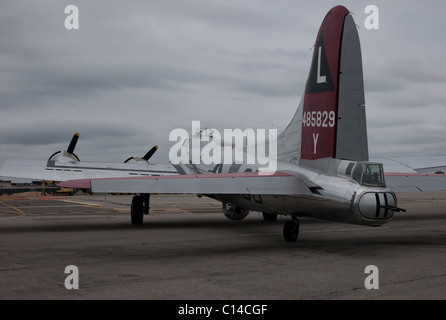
[
  {"xmin": 283, "ymin": 219, "xmax": 300, "ymax": 242},
  {"xmin": 131, "ymin": 195, "xmax": 144, "ymax": 225}
]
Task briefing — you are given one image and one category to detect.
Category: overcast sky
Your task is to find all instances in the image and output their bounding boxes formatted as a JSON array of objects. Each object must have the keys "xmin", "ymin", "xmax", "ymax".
[{"xmin": 1, "ymin": 0, "xmax": 445, "ymax": 164}]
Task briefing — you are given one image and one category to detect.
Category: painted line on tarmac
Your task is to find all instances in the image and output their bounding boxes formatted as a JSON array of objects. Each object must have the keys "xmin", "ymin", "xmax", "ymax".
[
  {"xmin": 0, "ymin": 200, "xmax": 28, "ymax": 216},
  {"xmin": 62, "ymin": 199, "xmax": 104, "ymax": 207}
]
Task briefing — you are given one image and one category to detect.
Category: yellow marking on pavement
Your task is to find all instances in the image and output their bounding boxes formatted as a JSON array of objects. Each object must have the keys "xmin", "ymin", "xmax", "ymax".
[
  {"xmin": 0, "ymin": 200, "xmax": 28, "ymax": 216},
  {"xmin": 62, "ymin": 199, "xmax": 103, "ymax": 207}
]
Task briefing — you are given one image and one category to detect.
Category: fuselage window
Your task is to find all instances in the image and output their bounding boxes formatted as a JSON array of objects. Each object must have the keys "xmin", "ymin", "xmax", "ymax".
[
  {"xmin": 352, "ymin": 164, "xmax": 363, "ymax": 184},
  {"xmin": 362, "ymin": 163, "xmax": 385, "ymax": 187},
  {"xmin": 351, "ymin": 163, "xmax": 385, "ymax": 187}
]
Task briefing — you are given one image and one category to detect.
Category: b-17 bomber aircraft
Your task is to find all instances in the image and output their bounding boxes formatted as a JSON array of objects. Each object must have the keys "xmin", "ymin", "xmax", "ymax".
[
  {"xmin": 59, "ymin": 5, "xmax": 446, "ymax": 242},
  {"xmin": 4, "ymin": 6, "xmax": 446, "ymax": 242}
]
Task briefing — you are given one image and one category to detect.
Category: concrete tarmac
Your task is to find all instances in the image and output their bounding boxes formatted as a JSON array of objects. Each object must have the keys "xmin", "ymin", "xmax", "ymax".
[{"xmin": 0, "ymin": 192, "xmax": 445, "ymax": 300}]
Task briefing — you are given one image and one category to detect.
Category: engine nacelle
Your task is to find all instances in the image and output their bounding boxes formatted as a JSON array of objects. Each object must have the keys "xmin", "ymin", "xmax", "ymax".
[
  {"xmin": 48, "ymin": 133, "xmax": 80, "ymax": 163},
  {"xmin": 223, "ymin": 203, "xmax": 249, "ymax": 221},
  {"xmin": 124, "ymin": 145, "xmax": 158, "ymax": 167}
]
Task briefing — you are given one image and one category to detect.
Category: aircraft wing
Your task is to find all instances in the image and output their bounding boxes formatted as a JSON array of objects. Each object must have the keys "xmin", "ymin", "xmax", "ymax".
[
  {"xmin": 59, "ymin": 171, "xmax": 314, "ymax": 195},
  {"xmin": 0, "ymin": 158, "xmax": 178, "ymax": 182},
  {"xmin": 0, "ymin": 133, "xmax": 175, "ymax": 183},
  {"xmin": 376, "ymin": 156, "xmax": 446, "ymax": 174},
  {"xmin": 385, "ymin": 172, "xmax": 446, "ymax": 193},
  {"xmin": 58, "ymin": 167, "xmax": 446, "ymax": 195},
  {"xmin": 375, "ymin": 156, "xmax": 446, "ymax": 192}
]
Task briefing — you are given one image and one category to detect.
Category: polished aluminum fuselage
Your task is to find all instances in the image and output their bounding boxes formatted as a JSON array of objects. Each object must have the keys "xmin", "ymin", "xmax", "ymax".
[{"xmin": 203, "ymin": 157, "xmax": 397, "ymax": 227}]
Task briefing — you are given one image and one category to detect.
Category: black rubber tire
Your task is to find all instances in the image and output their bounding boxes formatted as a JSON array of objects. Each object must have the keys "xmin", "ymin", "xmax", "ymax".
[
  {"xmin": 131, "ymin": 195, "xmax": 144, "ymax": 225},
  {"xmin": 283, "ymin": 219, "xmax": 299, "ymax": 242}
]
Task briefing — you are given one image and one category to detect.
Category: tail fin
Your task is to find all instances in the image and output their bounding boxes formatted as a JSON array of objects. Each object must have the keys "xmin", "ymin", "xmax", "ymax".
[{"xmin": 279, "ymin": 6, "xmax": 368, "ymax": 162}]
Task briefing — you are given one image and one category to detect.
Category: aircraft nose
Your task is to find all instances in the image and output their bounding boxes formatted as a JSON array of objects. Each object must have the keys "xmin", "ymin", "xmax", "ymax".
[{"xmin": 358, "ymin": 192, "xmax": 396, "ymax": 220}]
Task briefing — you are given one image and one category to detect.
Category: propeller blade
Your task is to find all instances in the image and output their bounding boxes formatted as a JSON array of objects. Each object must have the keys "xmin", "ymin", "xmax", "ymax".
[
  {"xmin": 143, "ymin": 145, "xmax": 158, "ymax": 161},
  {"xmin": 124, "ymin": 156, "xmax": 134, "ymax": 163},
  {"xmin": 67, "ymin": 132, "xmax": 79, "ymax": 154}
]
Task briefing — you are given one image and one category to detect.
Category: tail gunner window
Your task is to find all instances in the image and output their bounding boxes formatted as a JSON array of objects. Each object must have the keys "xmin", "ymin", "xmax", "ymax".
[{"xmin": 352, "ymin": 163, "xmax": 385, "ymax": 187}]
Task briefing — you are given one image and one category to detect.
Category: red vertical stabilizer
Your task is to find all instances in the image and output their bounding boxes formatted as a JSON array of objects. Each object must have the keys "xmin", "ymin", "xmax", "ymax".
[{"xmin": 301, "ymin": 6, "xmax": 349, "ymax": 160}]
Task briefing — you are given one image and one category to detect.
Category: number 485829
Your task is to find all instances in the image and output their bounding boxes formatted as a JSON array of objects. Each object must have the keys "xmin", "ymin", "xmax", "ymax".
[{"xmin": 302, "ymin": 110, "xmax": 335, "ymax": 128}]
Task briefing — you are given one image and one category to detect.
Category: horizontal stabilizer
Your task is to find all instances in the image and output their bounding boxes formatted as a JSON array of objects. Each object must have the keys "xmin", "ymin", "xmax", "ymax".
[
  {"xmin": 59, "ymin": 171, "xmax": 313, "ymax": 195},
  {"xmin": 385, "ymin": 172, "xmax": 446, "ymax": 192}
]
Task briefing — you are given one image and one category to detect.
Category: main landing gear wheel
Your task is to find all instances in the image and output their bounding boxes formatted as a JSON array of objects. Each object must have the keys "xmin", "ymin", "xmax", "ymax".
[
  {"xmin": 131, "ymin": 194, "xmax": 151, "ymax": 225},
  {"xmin": 131, "ymin": 195, "xmax": 144, "ymax": 225},
  {"xmin": 283, "ymin": 218, "xmax": 300, "ymax": 242}
]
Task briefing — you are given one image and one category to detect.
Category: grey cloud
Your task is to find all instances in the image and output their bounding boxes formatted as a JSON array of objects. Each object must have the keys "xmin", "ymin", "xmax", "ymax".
[
  {"xmin": 1, "ymin": 1, "xmax": 446, "ymax": 162},
  {"xmin": 0, "ymin": 122, "xmax": 144, "ymax": 146}
]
